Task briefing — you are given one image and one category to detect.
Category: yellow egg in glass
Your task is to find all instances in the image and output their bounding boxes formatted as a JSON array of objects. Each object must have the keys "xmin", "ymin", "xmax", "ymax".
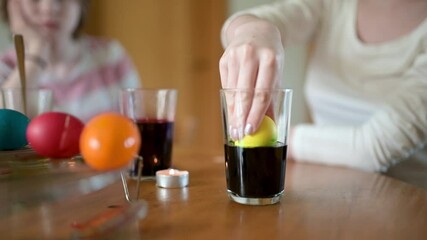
[{"xmin": 235, "ymin": 116, "xmax": 277, "ymax": 147}]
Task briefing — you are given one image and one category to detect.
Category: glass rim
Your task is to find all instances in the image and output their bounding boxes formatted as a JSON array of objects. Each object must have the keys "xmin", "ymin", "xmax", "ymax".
[
  {"xmin": 1, "ymin": 88, "xmax": 53, "ymax": 93},
  {"xmin": 220, "ymin": 88, "xmax": 292, "ymax": 93},
  {"xmin": 1, "ymin": 87, "xmax": 51, "ymax": 90},
  {"xmin": 121, "ymin": 88, "xmax": 178, "ymax": 93}
]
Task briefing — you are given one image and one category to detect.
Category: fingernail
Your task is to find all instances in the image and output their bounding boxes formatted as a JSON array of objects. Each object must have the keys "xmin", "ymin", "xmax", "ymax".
[
  {"xmin": 238, "ymin": 127, "xmax": 244, "ymax": 140},
  {"xmin": 245, "ymin": 124, "xmax": 253, "ymax": 135},
  {"xmin": 232, "ymin": 128, "xmax": 238, "ymax": 140}
]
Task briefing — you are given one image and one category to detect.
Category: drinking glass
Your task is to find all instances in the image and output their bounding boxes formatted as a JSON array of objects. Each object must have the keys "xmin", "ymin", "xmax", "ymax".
[
  {"xmin": 119, "ymin": 88, "xmax": 177, "ymax": 178},
  {"xmin": 1, "ymin": 88, "xmax": 53, "ymax": 119},
  {"xmin": 220, "ymin": 88, "xmax": 292, "ymax": 205}
]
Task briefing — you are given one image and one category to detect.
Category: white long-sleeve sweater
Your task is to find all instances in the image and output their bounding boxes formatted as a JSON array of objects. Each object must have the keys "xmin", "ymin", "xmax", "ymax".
[{"xmin": 223, "ymin": 0, "xmax": 427, "ymax": 188}]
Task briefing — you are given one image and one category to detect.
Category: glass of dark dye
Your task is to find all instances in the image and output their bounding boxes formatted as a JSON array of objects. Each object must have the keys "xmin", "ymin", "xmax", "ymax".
[
  {"xmin": 220, "ymin": 89, "xmax": 292, "ymax": 205},
  {"xmin": 120, "ymin": 88, "xmax": 177, "ymax": 179}
]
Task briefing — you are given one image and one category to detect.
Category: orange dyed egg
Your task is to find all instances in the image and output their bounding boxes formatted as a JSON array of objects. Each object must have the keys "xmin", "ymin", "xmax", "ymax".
[{"xmin": 80, "ymin": 113, "xmax": 141, "ymax": 171}]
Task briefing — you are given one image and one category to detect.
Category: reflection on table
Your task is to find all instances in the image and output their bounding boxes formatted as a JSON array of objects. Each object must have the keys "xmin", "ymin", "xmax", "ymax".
[{"xmin": 0, "ymin": 151, "xmax": 426, "ymax": 239}]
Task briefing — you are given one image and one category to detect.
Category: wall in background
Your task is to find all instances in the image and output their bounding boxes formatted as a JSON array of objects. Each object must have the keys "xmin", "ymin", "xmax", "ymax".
[
  {"xmin": 85, "ymin": 0, "xmax": 226, "ymax": 155},
  {"xmin": 228, "ymin": 0, "xmax": 310, "ymax": 125},
  {"xmin": 0, "ymin": 0, "xmax": 309, "ymax": 155},
  {"xmin": 0, "ymin": 1, "xmax": 227, "ymax": 155}
]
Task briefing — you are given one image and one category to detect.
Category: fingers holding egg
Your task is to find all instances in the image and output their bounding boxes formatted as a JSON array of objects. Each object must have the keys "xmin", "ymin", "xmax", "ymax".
[{"xmin": 235, "ymin": 116, "xmax": 277, "ymax": 147}]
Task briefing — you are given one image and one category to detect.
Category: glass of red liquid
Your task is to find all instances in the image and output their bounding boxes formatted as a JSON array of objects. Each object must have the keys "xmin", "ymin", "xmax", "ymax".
[
  {"xmin": 220, "ymin": 88, "xmax": 292, "ymax": 205},
  {"xmin": 119, "ymin": 88, "xmax": 177, "ymax": 179}
]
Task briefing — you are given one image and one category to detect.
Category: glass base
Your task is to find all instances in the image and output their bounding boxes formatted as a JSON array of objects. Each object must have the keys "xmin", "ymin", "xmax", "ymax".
[
  {"xmin": 128, "ymin": 174, "xmax": 156, "ymax": 181},
  {"xmin": 227, "ymin": 190, "xmax": 284, "ymax": 205}
]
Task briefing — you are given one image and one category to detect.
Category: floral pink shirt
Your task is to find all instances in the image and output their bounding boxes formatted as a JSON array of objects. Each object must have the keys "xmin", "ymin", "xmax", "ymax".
[{"xmin": 0, "ymin": 36, "xmax": 141, "ymax": 122}]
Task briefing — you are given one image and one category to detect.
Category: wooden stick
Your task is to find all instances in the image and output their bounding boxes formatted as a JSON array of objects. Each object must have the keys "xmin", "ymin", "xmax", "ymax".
[{"xmin": 13, "ymin": 34, "xmax": 27, "ymax": 115}]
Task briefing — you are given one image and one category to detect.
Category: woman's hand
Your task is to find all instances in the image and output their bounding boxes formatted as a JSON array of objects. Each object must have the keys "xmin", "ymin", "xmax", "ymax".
[{"xmin": 220, "ymin": 15, "xmax": 284, "ymax": 138}]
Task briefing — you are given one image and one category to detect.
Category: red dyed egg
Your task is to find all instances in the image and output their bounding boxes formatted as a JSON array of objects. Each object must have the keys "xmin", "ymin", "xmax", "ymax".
[{"xmin": 26, "ymin": 112, "xmax": 84, "ymax": 158}]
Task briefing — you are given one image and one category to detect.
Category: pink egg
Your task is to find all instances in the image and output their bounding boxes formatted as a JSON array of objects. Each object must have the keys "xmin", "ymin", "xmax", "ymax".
[{"xmin": 26, "ymin": 112, "xmax": 84, "ymax": 158}]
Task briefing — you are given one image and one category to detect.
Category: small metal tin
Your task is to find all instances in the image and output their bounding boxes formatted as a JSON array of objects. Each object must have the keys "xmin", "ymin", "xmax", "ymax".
[{"xmin": 156, "ymin": 169, "xmax": 189, "ymax": 188}]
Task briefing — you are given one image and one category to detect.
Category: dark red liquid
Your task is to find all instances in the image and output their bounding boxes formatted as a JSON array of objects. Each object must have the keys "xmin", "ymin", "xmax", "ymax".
[
  {"xmin": 130, "ymin": 119, "xmax": 174, "ymax": 177},
  {"xmin": 224, "ymin": 143, "xmax": 287, "ymax": 198}
]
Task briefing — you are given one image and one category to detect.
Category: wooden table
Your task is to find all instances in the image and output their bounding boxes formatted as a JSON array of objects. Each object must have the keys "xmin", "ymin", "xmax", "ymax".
[{"xmin": 1, "ymin": 152, "xmax": 427, "ymax": 239}]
